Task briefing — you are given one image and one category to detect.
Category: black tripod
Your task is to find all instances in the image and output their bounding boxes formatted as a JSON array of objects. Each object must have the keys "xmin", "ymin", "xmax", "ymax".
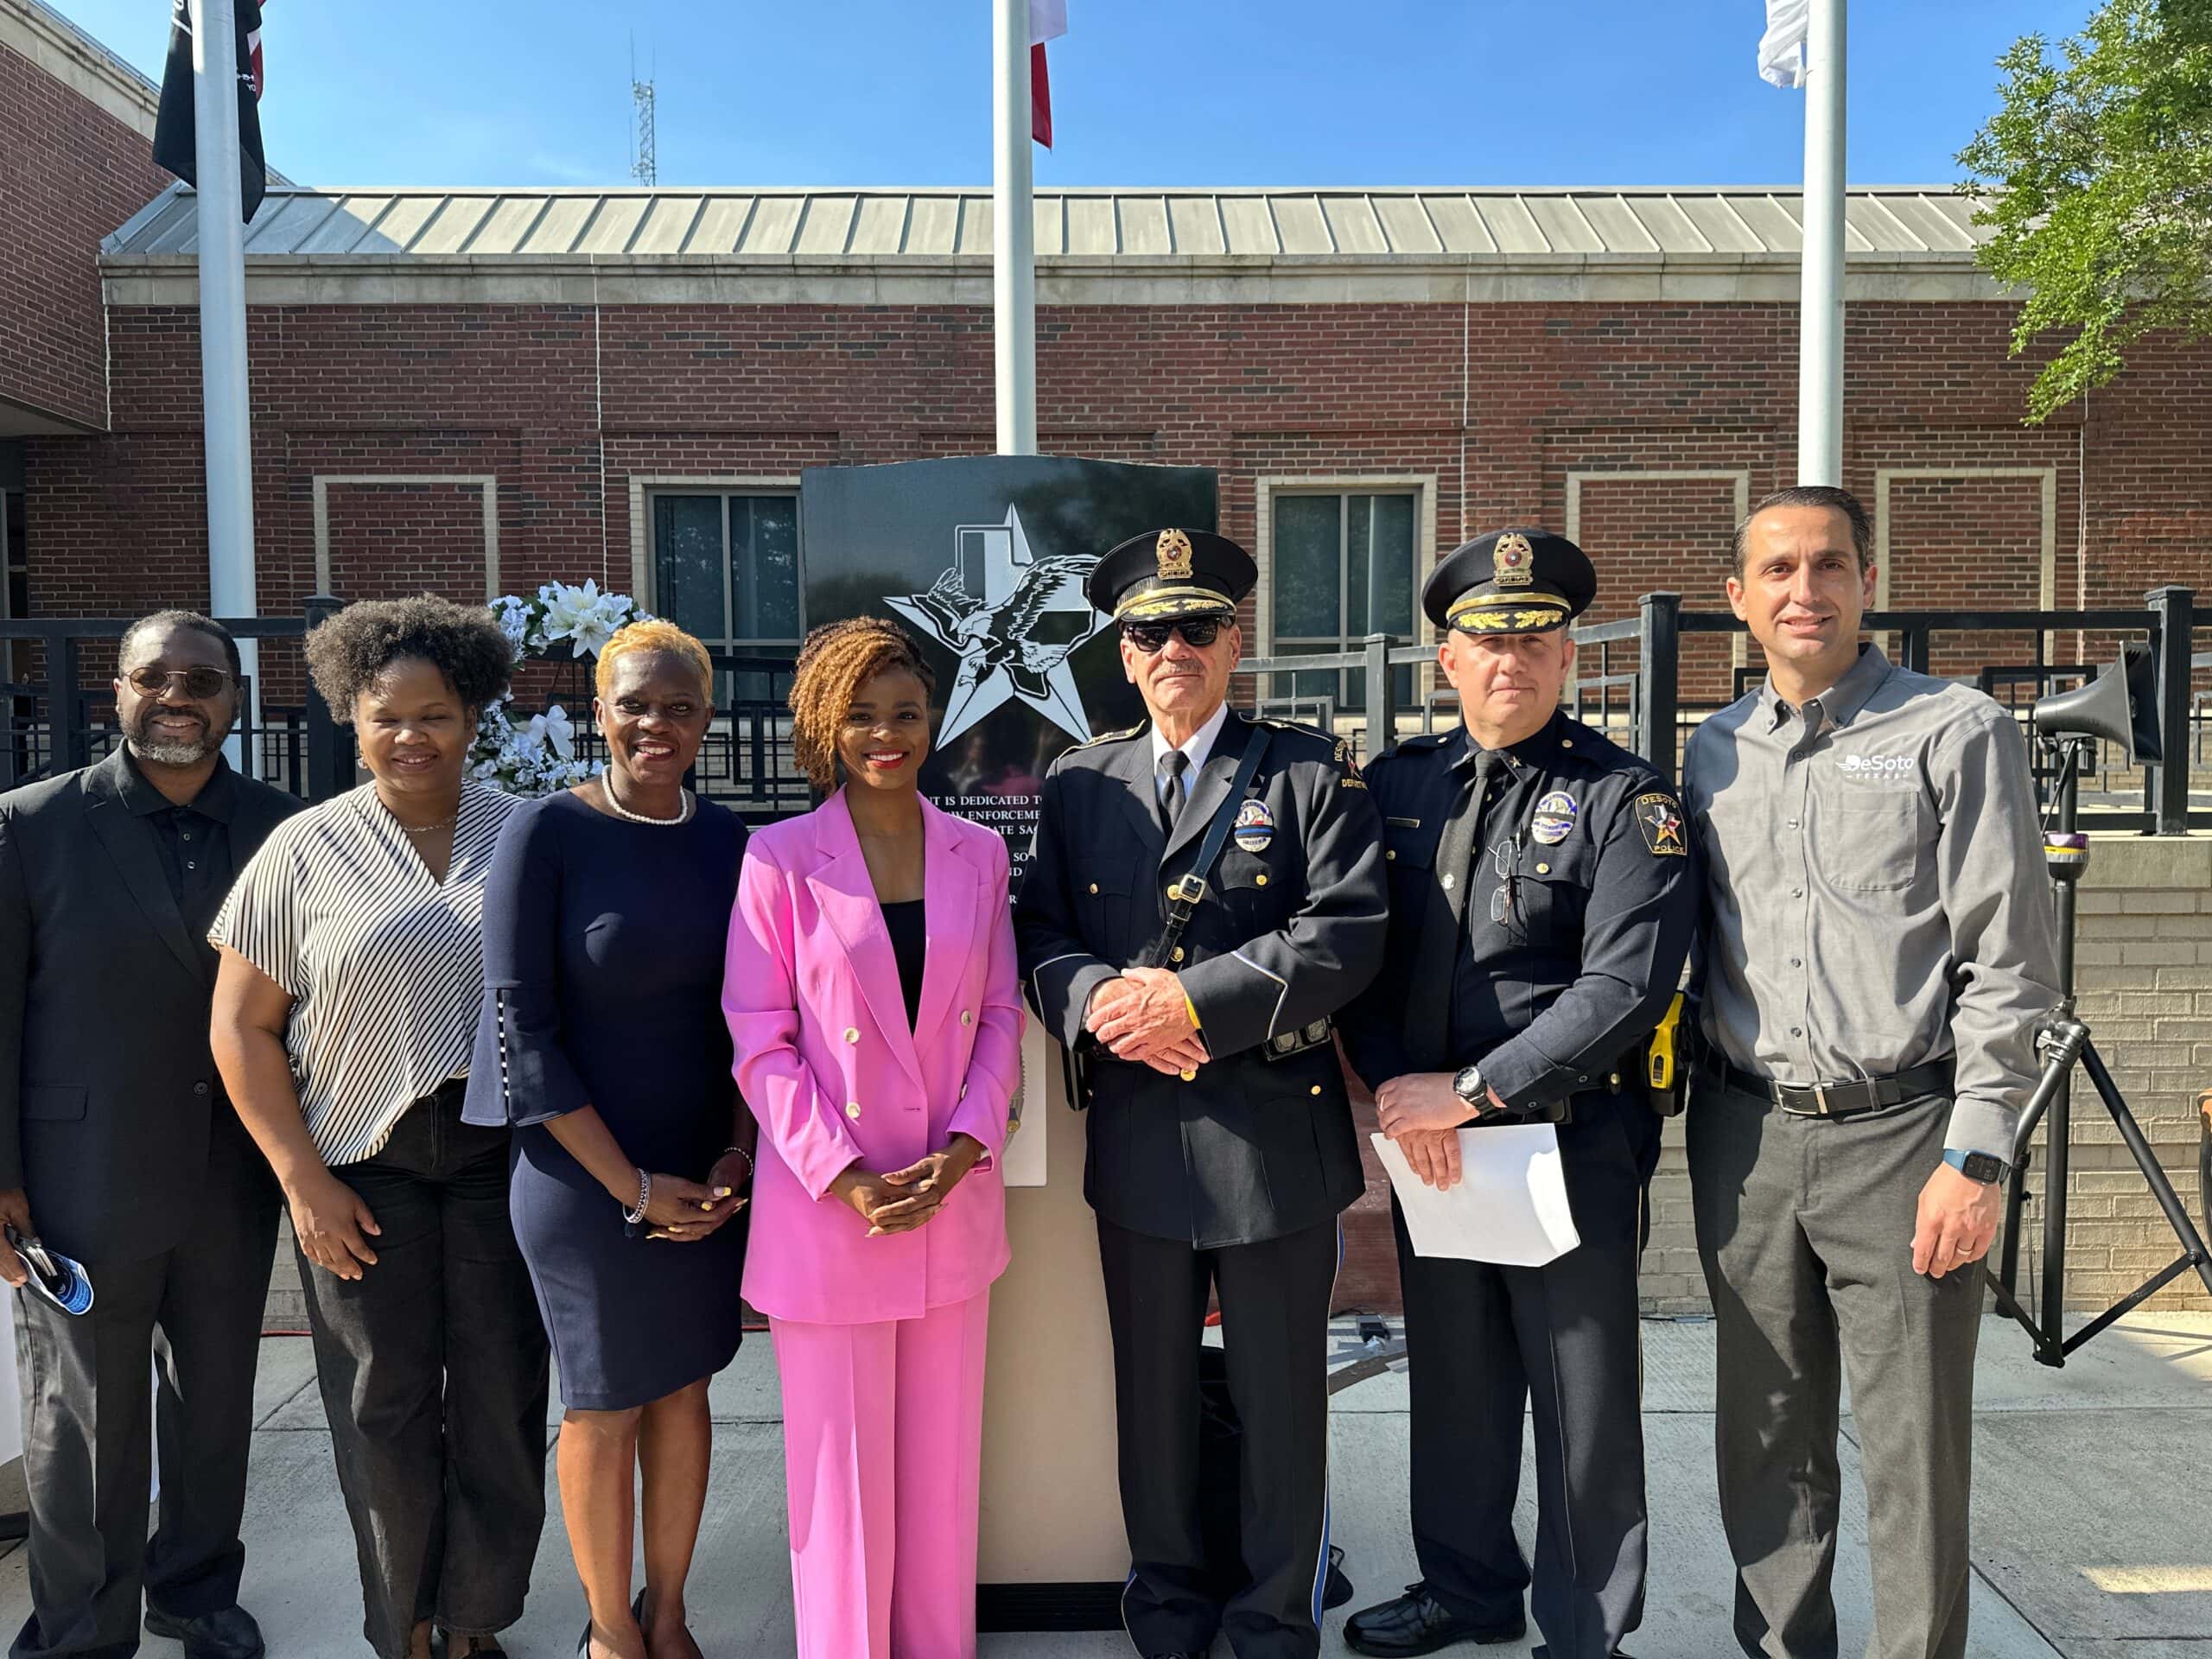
[{"xmin": 1987, "ymin": 737, "xmax": 2212, "ymax": 1365}]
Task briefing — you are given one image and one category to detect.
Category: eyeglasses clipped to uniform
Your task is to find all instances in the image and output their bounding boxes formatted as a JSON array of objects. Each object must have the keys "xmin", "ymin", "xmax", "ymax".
[
  {"xmin": 123, "ymin": 665, "xmax": 235, "ymax": 699},
  {"xmin": 1120, "ymin": 618, "xmax": 1225, "ymax": 654}
]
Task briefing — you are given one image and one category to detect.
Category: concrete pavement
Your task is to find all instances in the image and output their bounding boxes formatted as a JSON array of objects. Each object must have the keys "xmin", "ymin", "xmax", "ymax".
[{"xmin": 0, "ymin": 1311, "xmax": 2203, "ymax": 1657}]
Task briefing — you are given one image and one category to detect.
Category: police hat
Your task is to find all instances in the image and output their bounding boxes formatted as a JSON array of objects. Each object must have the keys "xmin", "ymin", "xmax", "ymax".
[
  {"xmin": 1088, "ymin": 528, "xmax": 1255, "ymax": 623},
  {"xmin": 1422, "ymin": 527, "xmax": 1596, "ymax": 634}
]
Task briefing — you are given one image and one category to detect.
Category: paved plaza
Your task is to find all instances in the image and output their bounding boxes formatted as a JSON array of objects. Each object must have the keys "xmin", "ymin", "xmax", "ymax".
[{"xmin": 0, "ymin": 1310, "xmax": 2202, "ymax": 1658}]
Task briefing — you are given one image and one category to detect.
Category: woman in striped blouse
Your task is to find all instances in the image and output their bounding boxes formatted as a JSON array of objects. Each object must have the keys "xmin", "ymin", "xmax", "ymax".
[{"xmin": 210, "ymin": 597, "xmax": 549, "ymax": 1659}]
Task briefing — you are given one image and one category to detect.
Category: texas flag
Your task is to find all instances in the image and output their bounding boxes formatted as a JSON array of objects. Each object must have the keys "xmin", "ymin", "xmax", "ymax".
[{"xmin": 1032, "ymin": 0, "xmax": 1066, "ymax": 146}]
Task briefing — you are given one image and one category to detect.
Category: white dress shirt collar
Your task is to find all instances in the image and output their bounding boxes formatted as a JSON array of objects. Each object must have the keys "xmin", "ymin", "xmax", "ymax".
[{"xmin": 1149, "ymin": 701, "xmax": 1230, "ymax": 791}]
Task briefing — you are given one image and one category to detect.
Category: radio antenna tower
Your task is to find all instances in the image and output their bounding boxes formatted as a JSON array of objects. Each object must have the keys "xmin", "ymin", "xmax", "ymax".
[{"xmin": 630, "ymin": 40, "xmax": 657, "ymax": 187}]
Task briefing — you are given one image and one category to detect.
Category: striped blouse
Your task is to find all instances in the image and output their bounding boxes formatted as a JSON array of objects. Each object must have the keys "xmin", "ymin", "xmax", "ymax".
[{"xmin": 210, "ymin": 781, "xmax": 518, "ymax": 1166}]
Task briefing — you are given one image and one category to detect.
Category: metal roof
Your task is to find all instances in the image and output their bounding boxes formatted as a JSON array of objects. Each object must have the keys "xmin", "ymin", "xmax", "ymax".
[{"xmin": 105, "ymin": 184, "xmax": 1993, "ymax": 263}]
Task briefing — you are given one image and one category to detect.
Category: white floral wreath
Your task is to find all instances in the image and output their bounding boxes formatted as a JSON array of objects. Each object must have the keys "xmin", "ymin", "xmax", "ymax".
[{"xmin": 469, "ymin": 580, "xmax": 649, "ymax": 796}]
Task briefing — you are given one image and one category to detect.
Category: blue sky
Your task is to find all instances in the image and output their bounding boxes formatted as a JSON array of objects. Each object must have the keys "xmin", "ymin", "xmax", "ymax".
[{"xmin": 60, "ymin": 0, "xmax": 2094, "ymax": 190}]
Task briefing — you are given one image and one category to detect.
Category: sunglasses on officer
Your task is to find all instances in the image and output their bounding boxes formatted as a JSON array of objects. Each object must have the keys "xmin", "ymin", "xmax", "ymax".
[
  {"xmin": 1120, "ymin": 617, "xmax": 1226, "ymax": 654},
  {"xmin": 122, "ymin": 665, "xmax": 235, "ymax": 699}
]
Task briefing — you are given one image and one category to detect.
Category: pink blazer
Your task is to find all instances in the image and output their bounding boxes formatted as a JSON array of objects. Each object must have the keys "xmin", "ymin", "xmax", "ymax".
[{"xmin": 723, "ymin": 790, "xmax": 1024, "ymax": 1325}]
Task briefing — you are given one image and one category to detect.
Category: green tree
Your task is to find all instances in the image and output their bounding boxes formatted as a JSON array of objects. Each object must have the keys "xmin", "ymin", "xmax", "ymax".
[{"xmin": 1959, "ymin": 0, "xmax": 2212, "ymax": 423}]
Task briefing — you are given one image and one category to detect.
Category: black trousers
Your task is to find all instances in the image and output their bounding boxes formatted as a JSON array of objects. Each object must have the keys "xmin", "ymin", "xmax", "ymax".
[
  {"xmin": 1394, "ymin": 1098, "xmax": 1657, "ymax": 1659},
  {"xmin": 10, "ymin": 1121, "xmax": 280, "ymax": 1659},
  {"xmin": 295, "ymin": 1085, "xmax": 550, "ymax": 1659},
  {"xmin": 1096, "ymin": 1214, "xmax": 1338, "ymax": 1659}
]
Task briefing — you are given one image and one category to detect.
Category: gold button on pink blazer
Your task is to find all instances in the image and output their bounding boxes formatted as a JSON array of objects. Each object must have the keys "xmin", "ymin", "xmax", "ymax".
[{"xmin": 722, "ymin": 790, "xmax": 1024, "ymax": 1325}]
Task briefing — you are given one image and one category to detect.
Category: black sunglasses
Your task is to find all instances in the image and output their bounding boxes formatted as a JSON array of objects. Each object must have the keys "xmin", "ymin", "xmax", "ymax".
[
  {"xmin": 1121, "ymin": 617, "xmax": 1224, "ymax": 653},
  {"xmin": 124, "ymin": 665, "xmax": 234, "ymax": 699}
]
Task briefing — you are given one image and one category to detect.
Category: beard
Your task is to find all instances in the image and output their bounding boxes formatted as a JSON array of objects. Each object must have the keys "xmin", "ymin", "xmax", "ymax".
[{"xmin": 126, "ymin": 709, "xmax": 224, "ymax": 766}]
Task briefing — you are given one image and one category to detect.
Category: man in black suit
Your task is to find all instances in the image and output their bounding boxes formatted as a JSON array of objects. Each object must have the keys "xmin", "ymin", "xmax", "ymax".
[
  {"xmin": 0, "ymin": 612, "xmax": 302, "ymax": 1659},
  {"xmin": 1016, "ymin": 530, "xmax": 1389, "ymax": 1659}
]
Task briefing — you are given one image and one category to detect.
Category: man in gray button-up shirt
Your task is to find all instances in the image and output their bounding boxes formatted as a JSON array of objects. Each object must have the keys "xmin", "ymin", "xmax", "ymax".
[{"xmin": 1681, "ymin": 486, "xmax": 2060, "ymax": 1659}]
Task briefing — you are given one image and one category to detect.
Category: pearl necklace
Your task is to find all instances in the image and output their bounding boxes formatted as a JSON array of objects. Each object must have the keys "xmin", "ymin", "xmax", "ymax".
[{"xmin": 604, "ymin": 784, "xmax": 694, "ymax": 826}]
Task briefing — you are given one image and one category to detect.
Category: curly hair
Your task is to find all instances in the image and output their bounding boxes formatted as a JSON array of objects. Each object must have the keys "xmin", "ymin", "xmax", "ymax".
[
  {"xmin": 596, "ymin": 618, "xmax": 714, "ymax": 700},
  {"xmin": 304, "ymin": 594, "xmax": 514, "ymax": 725},
  {"xmin": 788, "ymin": 616, "xmax": 937, "ymax": 793}
]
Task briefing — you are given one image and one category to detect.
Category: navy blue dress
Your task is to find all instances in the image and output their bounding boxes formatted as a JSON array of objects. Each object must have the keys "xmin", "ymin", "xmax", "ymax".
[{"xmin": 463, "ymin": 789, "xmax": 750, "ymax": 1410}]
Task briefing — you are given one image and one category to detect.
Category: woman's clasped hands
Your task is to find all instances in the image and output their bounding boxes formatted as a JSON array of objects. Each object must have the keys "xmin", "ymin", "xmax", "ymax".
[
  {"xmin": 641, "ymin": 1148, "xmax": 754, "ymax": 1242},
  {"xmin": 831, "ymin": 1132, "xmax": 986, "ymax": 1236}
]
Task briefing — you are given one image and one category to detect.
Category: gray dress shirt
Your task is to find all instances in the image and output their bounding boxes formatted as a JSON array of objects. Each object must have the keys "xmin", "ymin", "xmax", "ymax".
[{"xmin": 1682, "ymin": 644, "xmax": 2061, "ymax": 1158}]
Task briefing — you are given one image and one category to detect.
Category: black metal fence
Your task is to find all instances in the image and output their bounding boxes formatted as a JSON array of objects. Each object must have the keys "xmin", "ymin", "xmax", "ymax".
[
  {"xmin": 10, "ymin": 588, "xmax": 2209, "ymax": 833},
  {"xmin": 1236, "ymin": 585, "xmax": 2209, "ymax": 835},
  {"xmin": 0, "ymin": 596, "xmax": 810, "ymax": 817}
]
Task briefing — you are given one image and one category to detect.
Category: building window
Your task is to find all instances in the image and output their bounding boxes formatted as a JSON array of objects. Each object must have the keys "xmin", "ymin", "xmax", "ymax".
[
  {"xmin": 1269, "ymin": 491, "xmax": 1418, "ymax": 714},
  {"xmin": 650, "ymin": 492, "xmax": 801, "ymax": 701}
]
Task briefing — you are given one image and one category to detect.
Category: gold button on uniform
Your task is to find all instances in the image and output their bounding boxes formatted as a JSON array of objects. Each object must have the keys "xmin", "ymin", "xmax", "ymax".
[
  {"xmin": 1255, "ymin": 874, "xmax": 1268, "ymax": 887},
  {"xmin": 1386, "ymin": 849, "xmax": 1396, "ymax": 861},
  {"xmin": 844, "ymin": 1102, "xmax": 861, "ymax": 1119},
  {"xmin": 1179, "ymin": 1068, "xmax": 1197, "ymax": 1082},
  {"xmin": 1088, "ymin": 882, "xmax": 1099, "ymax": 894},
  {"xmin": 961, "ymin": 1010, "xmax": 974, "ymax": 1026},
  {"xmin": 1170, "ymin": 946, "xmax": 1185, "ymax": 963},
  {"xmin": 1310, "ymin": 1084, "xmax": 1323, "ymax": 1096},
  {"xmin": 843, "ymin": 1027, "xmax": 860, "ymax": 1044},
  {"xmin": 1535, "ymin": 862, "xmax": 1550, "ymax": 874}
]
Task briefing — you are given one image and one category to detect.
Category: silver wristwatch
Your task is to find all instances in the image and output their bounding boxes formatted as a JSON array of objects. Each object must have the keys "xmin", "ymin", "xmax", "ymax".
[{"xmin": 1451, "ymin": 1064, "xmax": 1485, "ymax": 1107}]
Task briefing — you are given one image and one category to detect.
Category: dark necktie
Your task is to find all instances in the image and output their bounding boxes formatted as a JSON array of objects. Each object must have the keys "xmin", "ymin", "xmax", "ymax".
[
  {"xmin": 1156, "ymin": 749, "xmax": 1189, "ymax": 836},
  {"xmin": 1438, "ymin": 747, "xmax": 1503, "ymax": 917}
]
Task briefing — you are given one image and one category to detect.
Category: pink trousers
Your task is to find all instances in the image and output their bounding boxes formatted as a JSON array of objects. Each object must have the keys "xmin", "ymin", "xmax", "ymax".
[{"xmin": 770, "ymin": 1290, "xmax": 991, "ymax": 1659}]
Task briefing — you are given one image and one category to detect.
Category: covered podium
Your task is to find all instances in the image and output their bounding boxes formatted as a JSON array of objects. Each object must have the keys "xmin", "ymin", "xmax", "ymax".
[{"xmin": 798, "ymin": 454, "xmax": 1218, "ymax": 1629}]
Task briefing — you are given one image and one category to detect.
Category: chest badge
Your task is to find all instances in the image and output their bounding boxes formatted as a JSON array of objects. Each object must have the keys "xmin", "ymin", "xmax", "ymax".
[
  {"xmin": 1232, "ymin": 798, "xmax": 1275, "ymax": 853},
  {"xmin": 1634, "ymin": 791, "xmax": 1688, "ymax": 856},
  {"xmin": 1530, "ymin": 790, "xmax": 1579, "ymax": 845}
]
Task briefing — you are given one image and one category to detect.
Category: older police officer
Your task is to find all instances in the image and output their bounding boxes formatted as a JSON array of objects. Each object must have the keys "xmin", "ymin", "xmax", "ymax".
[
  {"xmin": 1015, "ymin": 529, "xmax": 1388, "ymax": 1659},
  {"xmin": 1682, "ymin": 486, "xmax": 2060, "ymax": 1659},
  {"xmin": 1340, "ymin": 531, "xmax": 1697, "ymax": 1659}
]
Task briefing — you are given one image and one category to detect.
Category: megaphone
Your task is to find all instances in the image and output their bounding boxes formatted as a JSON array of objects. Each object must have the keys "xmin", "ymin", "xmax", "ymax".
[{"xmin": 2032, "ymin": 644, "xmax": 2163, "ymax": 766}]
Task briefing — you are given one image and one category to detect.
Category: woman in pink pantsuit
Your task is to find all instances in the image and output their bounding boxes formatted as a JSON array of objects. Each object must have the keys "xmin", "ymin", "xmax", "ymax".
[{"xmin": 723, "ymin": 618, "xmax": 1024, "ymax": 1659}]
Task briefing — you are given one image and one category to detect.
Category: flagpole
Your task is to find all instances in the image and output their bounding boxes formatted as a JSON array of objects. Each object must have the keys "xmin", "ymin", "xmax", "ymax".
[
  {"xmin": 1796, "ymin": 0, "xmax": 1846, "ymax": 486},
  {"xmin": 992, "ymin": 0, "xmax": 1038, "ymax": 455},
  {"xmin": 190, "ymin": 0, "xmax": 259, "ymax": 766}
]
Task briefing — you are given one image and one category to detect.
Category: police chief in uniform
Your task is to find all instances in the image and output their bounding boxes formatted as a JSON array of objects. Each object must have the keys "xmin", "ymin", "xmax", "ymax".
[
  {"xmin": 1339, "ymin": 531, "xmax": 1698, "ymax": 1659},
  {"xmin": 1014, "ymin": 529, "xmax": 1388, "ymax": 1659}
]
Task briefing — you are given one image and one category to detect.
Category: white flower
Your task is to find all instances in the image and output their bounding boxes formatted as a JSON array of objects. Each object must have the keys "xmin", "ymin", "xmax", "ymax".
[{"xmin": 537, "ymin": 579, "xmax": 607, "ymax": 658}]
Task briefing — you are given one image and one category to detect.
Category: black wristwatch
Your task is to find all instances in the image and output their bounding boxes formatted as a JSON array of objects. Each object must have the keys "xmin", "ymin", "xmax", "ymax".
[
  {"xmin": 1942, "ymin": 1148, "xmax": 2009, "ymax": 1185},
  {"xmin": 1451, "ymin": 1065, "xmax": 1485, "ymax": 1107}
]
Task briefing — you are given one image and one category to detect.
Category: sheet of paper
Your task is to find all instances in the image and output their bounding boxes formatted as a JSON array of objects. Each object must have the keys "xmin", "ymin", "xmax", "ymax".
[{"xmin": 1370, "ymin": 1126, "xmax": 1581, "ymax": 1267}]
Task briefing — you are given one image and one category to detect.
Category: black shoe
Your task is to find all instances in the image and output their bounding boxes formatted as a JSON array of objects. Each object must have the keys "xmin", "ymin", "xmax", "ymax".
[
  {"xmin": 1531, "ymin": 1649, "xmax": 1636, "ymax": 1658},
  {"xmin": 143, "ymin": 1605, "xmax": 265, "ymax": 1659},
  {"xmin": 1343, "ymin": 1585, "xmax": 1524, "ymax": 1656}
]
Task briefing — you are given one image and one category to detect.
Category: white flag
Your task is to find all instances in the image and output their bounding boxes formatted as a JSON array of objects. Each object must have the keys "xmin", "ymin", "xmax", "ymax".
[
  {"xmin": 1031, "ymin": 0, "xmax": 1066, "ymax": 47},
  {"xmin": 1758, "ymin": 0, "xmax": 1809, "ymax": 88}
]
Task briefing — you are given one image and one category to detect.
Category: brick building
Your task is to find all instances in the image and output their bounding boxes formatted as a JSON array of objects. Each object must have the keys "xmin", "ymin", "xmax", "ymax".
[{"xmin": 5, "ymin": 0, "xmax": 2209, "ymax": 1313}]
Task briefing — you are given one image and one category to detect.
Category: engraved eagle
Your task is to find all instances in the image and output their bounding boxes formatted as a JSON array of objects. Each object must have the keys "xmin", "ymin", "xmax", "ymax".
[{"xmin": 906, "ymin": 555, "xmax": 1094, "ymax": 704}]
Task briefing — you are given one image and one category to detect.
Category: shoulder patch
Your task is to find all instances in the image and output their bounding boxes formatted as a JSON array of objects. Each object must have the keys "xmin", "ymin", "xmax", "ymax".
[
  {"xmin": 1632, "ymin": 791, "xmax": 1688, "ymax": 857},
  {"xmin": 1063, "ymin": 721, "xmax": 1146, "ymax": 753}
]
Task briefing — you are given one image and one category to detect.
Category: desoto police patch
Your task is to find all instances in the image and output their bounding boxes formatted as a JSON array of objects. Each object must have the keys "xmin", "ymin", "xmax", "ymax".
[
  {"xmin": 1530, "ymin": 791, "xmax": 1578, "ymax": 845},
  {"xmin": 1634, "ymin": 792, "xmax": 1687, "ymax": 856}
]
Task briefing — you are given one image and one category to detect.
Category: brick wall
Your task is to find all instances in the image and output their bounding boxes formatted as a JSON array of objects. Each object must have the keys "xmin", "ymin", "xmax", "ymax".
[
  {"xmin": 21, "ymin": 297, "xmax": 2212, "ymax": 639},
  {"xmin": 0, "ymin": 23, "xmax": 166, "ymax": 430}
]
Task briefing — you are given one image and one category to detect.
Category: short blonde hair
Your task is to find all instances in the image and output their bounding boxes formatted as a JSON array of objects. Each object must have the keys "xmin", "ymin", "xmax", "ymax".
[{"xmin": 595, "ymin": 619, "xmax": 715, "ymax": 701}]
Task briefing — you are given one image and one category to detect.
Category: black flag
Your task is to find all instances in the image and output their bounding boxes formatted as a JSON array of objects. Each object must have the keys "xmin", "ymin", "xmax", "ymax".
[{"xmin": 153, "ymin": 0, "xmax": 266, "ymax": 224}]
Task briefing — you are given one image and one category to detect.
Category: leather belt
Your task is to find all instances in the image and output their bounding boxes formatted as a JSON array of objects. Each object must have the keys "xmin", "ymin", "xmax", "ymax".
[{"xmin": 1719, "ymin": 1058, "xmax": 1955, "ymax": 1121}]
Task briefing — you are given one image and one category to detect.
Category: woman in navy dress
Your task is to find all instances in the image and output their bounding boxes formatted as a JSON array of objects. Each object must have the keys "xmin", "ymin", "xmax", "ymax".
[{"xmin": 464, "ymin": 620, "xmax": 752, "ymax": 1659}]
